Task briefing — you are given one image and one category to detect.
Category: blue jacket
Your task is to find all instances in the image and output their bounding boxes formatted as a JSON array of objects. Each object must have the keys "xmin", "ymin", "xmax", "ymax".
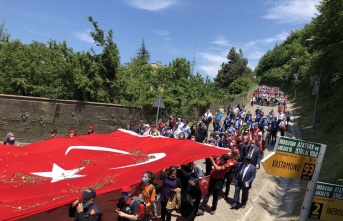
[{"xmin": 233, "ymin": 162, "xmax": 256, "ymax": 187}]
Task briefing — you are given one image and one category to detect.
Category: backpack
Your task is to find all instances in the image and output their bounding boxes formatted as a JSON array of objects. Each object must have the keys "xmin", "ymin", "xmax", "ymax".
[
  {"xmin": 207, "ymin": 116, "xmax": 212, "ymax": 124},
  {"xmin": 147, "ymin": 185, "xmax": 159, "ymax": 217},
  {"xmin": 128, "ymin": 196, "xmax": 146, "ymax": 220}
]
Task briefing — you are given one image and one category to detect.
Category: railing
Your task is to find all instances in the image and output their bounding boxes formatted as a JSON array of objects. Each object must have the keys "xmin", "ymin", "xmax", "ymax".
[{"xmin": 209, "ymin": 85, "xmax": 259, "ymax": 114}]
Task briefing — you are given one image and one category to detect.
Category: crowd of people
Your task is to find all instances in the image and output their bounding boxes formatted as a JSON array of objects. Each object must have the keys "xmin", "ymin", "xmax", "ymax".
[
  {"xmin": 3, "ymin": 85, "xmax": 289, "ymax": 221},
  {"xmin": 67, "ymin": 85, "xmax": 289, "ymax": 221},
  {"xmin": 251, "ymin": 85, "xmax": 288, "ymax": 107},
  {"xmin": 2, "ymin": 125, "xmax": 95, "ymax": 146}
]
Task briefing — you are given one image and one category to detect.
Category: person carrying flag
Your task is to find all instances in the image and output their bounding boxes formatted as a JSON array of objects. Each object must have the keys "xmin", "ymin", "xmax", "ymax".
[{"xmin": 69, "ymin": 188, "xmax": 102, "ymax": 221}]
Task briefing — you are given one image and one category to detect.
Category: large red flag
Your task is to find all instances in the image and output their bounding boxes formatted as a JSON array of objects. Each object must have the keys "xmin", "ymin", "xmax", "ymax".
[{"xmin": 0, "ymin": 129, "xmax": 230, "ymax": 220}]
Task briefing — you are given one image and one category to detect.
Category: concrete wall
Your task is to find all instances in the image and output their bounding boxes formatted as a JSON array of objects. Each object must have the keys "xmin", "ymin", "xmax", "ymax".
[{"xmin": 0, "ymin": 94, "xmax": 141, "ymax": 143}]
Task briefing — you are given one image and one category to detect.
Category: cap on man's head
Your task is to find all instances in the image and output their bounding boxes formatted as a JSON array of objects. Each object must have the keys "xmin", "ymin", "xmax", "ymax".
[
  {"xmin": 69, "ymin": 129, "xmax": 75, "ymax": 134},
  {"xmin": 121, "ymin": 186, "xmax": 131, "ymax": 193},
  {"xmin": 88, "ymin": 125, "xmax": 94, "ymax": 130},
  {"xmin": 82, "ymin": 188, "xmax": 96, "ymax": 199},
  {"xmin": 50, "ymin": 129, "xmax": 57, "ymax": 133},
  {"xmin": 220, "ymin": 154, "xmax": 229, "ymax": 164}
]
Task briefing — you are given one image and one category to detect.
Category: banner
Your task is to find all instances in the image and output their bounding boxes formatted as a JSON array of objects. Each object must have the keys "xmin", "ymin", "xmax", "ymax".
[{"xmin": 0, "ymin": 130, "xmax": 229, "ymax": 220}]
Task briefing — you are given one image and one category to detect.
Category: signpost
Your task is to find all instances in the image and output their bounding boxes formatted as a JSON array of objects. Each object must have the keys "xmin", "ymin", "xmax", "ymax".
[
  {"xmin": 309, "ymin": 182, "xmax": 343, "ymax": 220},
  {"xmin": 152, "ymin": 95, "xmax": 165, "ymax": 126},
  {"xmin": 262, "ymin": 137, "xmax": 323, "ymax": 180},
  {"xmin": 261, "ymin": 136, "xmax": 327, "ymax": 221}
]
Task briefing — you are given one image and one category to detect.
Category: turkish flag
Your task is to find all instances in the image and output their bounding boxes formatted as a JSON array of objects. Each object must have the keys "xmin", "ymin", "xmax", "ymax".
[{"xmin": 0, "ymin": 129, "xmax": 229, "ymax": 221}]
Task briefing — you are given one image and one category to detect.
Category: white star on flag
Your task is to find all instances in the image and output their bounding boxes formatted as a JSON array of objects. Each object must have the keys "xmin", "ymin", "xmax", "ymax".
[{"xmin": 31, "ymin": 163, "xmax": 85, "ymax": 183}]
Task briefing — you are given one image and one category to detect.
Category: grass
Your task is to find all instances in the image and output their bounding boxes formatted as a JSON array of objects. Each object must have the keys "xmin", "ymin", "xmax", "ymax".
[{"xmin": 290, "ymin": 89, "xmax": 343, "ymax": 184}]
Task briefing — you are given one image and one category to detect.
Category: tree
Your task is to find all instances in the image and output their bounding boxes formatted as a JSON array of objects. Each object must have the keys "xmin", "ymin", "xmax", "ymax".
[
  {"xmin": 0, "ymin": 22, "xmax": 10, "ymax": 43},
  {"xmin": 88, "ymin": 16, "xmax": 120, "ymax": 102},
  {"xmin": 227, "ymin": 77, "xmax": 253, "ymax": 95},
  {"xmin": 214, "ymin": 47, "xmax": 252, "ymax": 88},
  {"xmin": 136, "ymin": 39, "xmax": 150, "ymax": 65}
]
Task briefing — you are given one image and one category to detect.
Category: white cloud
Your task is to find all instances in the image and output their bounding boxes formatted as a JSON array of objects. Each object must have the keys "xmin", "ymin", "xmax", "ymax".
[
  {"xmin": 153, "ymin": 30, "xmax": 171, "ymax": 40},
  {"xmin": 197, "ymin": 31, "xmax": 291, "ymax": 78},
  {"xmin": 263, "ymin": 0, "xmax": 320, "ymax": 24},
  {"xmin": 240, "ymin": 32, "xmax": 289, "ymax": 68},
  {"xmin": 198, "ymin": 51, "xmax": 227, "ymax": 78},
  {"xmin": 29, "ymin": 30, "xmax": 50, "ymax": 37},
  {"xmin": 73, "ymin": 29, "xmax": 94, "ymax": 44},
  {"xmin": 262, "ymin": 32, "xmax": 290, "ymax": 44},
  {"xmin": 123, "ymin": 0, "xmax": 178, "ymax": 11},
  {"xmin": 210, "ymin": 36, "xmax": 231, "ymax": 47}
]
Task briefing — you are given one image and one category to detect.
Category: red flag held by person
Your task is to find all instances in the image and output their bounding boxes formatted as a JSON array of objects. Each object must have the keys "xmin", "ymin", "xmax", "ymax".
[{"xmin": 0, "ymin": 129, "xmax": 229, "ymax": 220}]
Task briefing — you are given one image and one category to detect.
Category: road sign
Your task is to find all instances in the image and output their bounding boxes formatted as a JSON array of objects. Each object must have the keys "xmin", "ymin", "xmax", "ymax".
[
  {"xmin": 153, "ymin": 95, "xmax": 165, "ymax": 126},
  {"xmin": 309, "ymin": 182, "xmax": 343, "ymax": 220},
  {"xmin": 153, "ymin": 95, "xmax": 165, "ymax": 108},
  {"xmin": 262, "ymin": 137, "xmax": 322, "ymax": 180}
]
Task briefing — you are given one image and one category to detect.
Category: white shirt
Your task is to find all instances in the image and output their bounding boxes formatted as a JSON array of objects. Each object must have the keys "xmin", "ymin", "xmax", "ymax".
[
  {"xmin": 204, "ymin": 112, "xmax": 213, "ymax": 120},
  {"xmin": 278, "ymin": 113, "xmax": 285, "ymax": 120},
  {"xmin": 242, "ymin": 164, "xmax": 251, "ymax": 180}
]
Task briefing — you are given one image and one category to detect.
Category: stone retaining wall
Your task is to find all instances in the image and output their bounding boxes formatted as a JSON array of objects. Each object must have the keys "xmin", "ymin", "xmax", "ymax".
[{"xmin": 0, "ymin": 94, "xmax": 141, "ymax": 143}]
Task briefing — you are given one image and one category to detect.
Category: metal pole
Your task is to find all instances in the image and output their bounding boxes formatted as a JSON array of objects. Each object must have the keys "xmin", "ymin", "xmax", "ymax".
[
  {"xmin": 155, "ymin": 96, "xmax": 160, "ymax": 126},
  {"xmin": 311, "ymin": 70, "xmax": 321, "ymax": 131},
  {"xmin": 312, "ymin": 91, "xmax": 319, "ymax": 131},
  {"xmin": 299, "ymin": 144, "xmax": 327, "ymax": 221}
]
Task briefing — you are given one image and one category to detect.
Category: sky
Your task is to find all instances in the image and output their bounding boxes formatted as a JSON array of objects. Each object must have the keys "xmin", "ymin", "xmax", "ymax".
[{"xmin": 0, "ymin": 0, "xmax": 321, "ymax": 79}]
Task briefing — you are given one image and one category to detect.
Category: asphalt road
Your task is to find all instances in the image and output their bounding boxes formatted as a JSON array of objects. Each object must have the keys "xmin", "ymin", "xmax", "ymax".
[{"xmin": 166, "ymin": 102, "xmax": 303, "ymax": 221}]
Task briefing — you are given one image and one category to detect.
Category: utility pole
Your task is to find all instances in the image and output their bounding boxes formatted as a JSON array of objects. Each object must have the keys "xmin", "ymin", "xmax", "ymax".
[{"xmin": 191, "ymin": 45, "xmax": 198, "ymax": 75}]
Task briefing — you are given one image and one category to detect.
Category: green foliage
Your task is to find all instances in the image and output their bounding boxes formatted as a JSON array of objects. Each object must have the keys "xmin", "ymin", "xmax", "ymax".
[
  {"xmin": 0, "ymin": 17, "xmax": 256, "ymax": 126},
  {"xmin": 228, "ymin": 77, "xmax": 253, "ymax": 95},
  {"xmin": 136, "ymin": 39, "xmax": 150, "ymax": 65},
  {"xmin": 256, "ymin": 0, "xmax": 343, "ymax": 184},
  {"xmin": 214, "ymin": 48, "xmax": 253, "ymax": 88},
  {"xmin": 0, "ymin": 22, "xmax": 10, "ymax": 43}
]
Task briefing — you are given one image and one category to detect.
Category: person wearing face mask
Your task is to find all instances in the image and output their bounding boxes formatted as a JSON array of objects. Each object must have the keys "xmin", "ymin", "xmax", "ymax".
[
  {"xmin": 189, "ymin": 134, "xmax": 196, "ymax": 141},
  {"xmin": 116, "ymin": 186, "xmax": 139, "ymax": 221},
  {"xmin": 69, "ymin": 188, "xmax": 102, "ymax": 221},
  {"xmin": 139, "ymin": 171, "xmax": 157, "ymax": 221},
  {"xmin": 49, "ymin": 129, "xmax": 57, "ymax": 139},
  {"xmin": 163, "ymin": 127, "xmax": 173, "ymax": 138},
  {"xmin": 181, "ymin": 120, "xmax": 191, "ymax": 138},
  {"xmin": 68, "ymin": 129, "xmax": 76, "ymax": 137},
  {"xmin": 159, "ymin": 166, "xmax": 182, "ymax": 221},
  {"xmin": 3, "ymin": 132, "xmax": 19, "ymax": 146},
  {"xmin": 178, "ymin": 132, "xmax": 186, "ymax": 139}
]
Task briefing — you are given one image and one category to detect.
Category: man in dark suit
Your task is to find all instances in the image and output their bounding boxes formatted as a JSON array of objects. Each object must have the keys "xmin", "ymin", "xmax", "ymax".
[
  {"xmin": 262, "ymin": 126, "xmax": 270, "ymax": 147},
  {"xmin": 237, "ymin": 136, "xmax": 248, "ymax": 162},
  {"xmin": 230, "ymin": 156, "xmax": 256, "ymax": 209},
  {"xmin": 246, "ymin": 139, "xmax": 262, "ymax": 169}
]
